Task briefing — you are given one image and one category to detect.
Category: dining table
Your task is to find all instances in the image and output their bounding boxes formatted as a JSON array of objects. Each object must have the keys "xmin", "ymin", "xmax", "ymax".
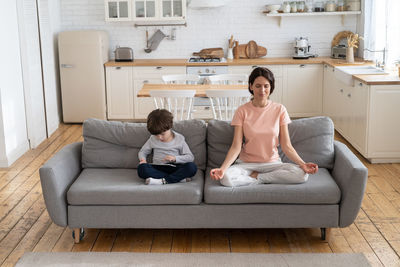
[{"xmin": 137, "ymin": 83, "xmax": 248, "ymax": 97}]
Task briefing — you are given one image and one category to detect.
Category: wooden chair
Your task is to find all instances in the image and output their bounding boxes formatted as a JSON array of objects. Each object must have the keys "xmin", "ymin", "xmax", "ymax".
[
  {"xmin": 162, "ymin": 74, "xmax": 200, "ymax": 84},
  {"xmin": 150, "ymin": 90, "xmax": 196, "ymax": 121},
  {"xmin": 208, "ymin": 74, "xmax": 248, "ymax": 85},
  {"xmin": 205, "ymin": 89, "xmax": 251, "ymax": 120}
]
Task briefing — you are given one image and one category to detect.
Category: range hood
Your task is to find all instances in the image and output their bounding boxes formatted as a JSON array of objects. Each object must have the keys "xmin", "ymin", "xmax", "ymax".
[{"xmin": 188, "ymin": 0, "xmax": 228, "ymax": 9}]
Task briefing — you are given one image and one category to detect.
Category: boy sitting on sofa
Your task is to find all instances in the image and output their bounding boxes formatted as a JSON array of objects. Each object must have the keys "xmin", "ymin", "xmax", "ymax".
[{"xmin": 137, "ymin": 109, "xmax": 197, "ymax": 185}]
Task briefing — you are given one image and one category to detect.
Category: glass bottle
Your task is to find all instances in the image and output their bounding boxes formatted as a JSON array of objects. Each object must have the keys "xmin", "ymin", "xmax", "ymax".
[
  {"xmin": 337, "ymin": 0, "xmax": 345, "ymax": 11},
  {"xmin": 305, "ymin": 0, "xmax": 313, "ymax": 12},
  {"xmin": 326, "ymin": 0, "xmax": 336, "ymax": 12},
  {"xmin": 290, "ymin": 1, "xmax": 297, "ymax": 12},
  {"xmin": 314, "ymin": 1, "xmax": 324, "ymax": 12},
  {"xmin": 297, "ymin": 1, "xmax": 305, "ymax": 12},
  {"xmin": 283, "ymin": 1, "xmax": 291, "ymax": 13}
]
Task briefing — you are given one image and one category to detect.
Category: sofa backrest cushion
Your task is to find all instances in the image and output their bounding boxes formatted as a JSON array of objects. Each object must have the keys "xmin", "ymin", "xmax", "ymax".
[
  {"xmin": 207, "ymin": 116, "xmax": 335, "ymax": 169},
  {"xmin": 82, "ymin": 118, "xmax": 207, "ymax": 170}
]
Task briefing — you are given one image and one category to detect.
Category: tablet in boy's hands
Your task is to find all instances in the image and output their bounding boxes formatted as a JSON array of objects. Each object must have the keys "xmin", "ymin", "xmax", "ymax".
[{"xmin": 149, "ymin": 163, "xmax": 177, "ymax": 167}]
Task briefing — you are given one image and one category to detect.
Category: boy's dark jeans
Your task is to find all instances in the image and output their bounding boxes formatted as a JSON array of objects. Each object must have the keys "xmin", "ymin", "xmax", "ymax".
[{"xmin": 137, "ymin": 162, "xmax": 197, "ymax": 184}]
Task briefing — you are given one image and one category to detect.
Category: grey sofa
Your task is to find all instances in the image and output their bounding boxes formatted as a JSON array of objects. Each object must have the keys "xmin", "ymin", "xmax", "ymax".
[{"xmin": 39, "ymin": 117, "xmax": 368, "ymax": 243}]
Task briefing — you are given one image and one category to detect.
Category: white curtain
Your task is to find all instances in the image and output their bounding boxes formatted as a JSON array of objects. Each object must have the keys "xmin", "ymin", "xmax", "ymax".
[{"xmin": 363, "ymin": 0, "xmax": 400, "ymax": 69}]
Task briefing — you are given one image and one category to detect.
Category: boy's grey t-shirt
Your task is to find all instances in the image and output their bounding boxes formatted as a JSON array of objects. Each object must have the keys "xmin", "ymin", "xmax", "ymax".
[{"xmin": 138, "ymin": 130, "xmax": 194, "ymax": 164}]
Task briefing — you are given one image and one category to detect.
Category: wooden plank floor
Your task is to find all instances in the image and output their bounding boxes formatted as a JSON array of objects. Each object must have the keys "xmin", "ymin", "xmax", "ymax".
[{"xmin": 0, "ymin": 123, "xmax": 400, "ymax": 266}]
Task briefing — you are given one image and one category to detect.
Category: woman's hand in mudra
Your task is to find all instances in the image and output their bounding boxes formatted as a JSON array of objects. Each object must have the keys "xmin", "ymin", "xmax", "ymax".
[
  {"xmin": 210, "ymin": 168, "xmax": 225, "ymax": 180},
  {"xmin": 300, "ymin": 163, "xmax": 318, "ymax": 174}
]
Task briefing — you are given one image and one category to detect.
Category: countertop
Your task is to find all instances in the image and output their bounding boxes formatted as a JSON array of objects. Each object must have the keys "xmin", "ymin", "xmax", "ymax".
[{"xmin": 104, "ymin": 57, "xmax": 400, "ymax": 85}]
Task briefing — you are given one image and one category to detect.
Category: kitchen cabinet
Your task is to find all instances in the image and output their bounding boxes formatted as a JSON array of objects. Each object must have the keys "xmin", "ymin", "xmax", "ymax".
[
  {"xmin": 106, "ymin": 66, "xmax": 134, "ymax": 119},
  {"xmin": 229, "ymin": 65, "xmax": 283, "ymax": 104},
  {"xmin": 282, "ymin": 64, "xmax": 323, "ymax": 117},
  {"xmin": 323, "ymin": 64, "xmax": 400, "ymax": 162},
  {"xmin": 133, "ymin": 0, "xmax": 186, "ymax": 22},
  {"xmin": 105, "ymin": 0, "xmax": 132, "ymax": 21}
]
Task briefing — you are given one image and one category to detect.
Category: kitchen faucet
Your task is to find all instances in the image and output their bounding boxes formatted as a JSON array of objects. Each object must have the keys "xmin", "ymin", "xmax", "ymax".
[{"xmin": 364, "ymin": 48, "xmax": 387, "ymax": 69}]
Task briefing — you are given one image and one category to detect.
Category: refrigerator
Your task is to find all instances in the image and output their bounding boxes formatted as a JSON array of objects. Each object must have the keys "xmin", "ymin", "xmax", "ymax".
[{"xmin": 58, "ymin": 30, "xmax": 109, "ymax": 122}]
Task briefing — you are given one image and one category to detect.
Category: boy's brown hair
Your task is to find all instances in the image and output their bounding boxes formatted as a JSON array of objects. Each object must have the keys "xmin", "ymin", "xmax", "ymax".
[{"xmin": 147, "ymin": 109, "xmax": 174, "ymax": 135}]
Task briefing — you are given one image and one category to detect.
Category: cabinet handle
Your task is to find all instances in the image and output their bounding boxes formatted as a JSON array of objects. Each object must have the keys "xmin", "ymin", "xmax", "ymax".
[
  {"xmin": 116, "ymin": 66, "xmax": 121, "ymax": 70},
  {"xmin": 332, "ymin": 68, "xmax": 335, "ymax": 72},
  {"xmin": 61, "ymin": 64, "xmax": 74, "ymax": 68},
  {"xmin": 359, "ymin": 83, "xmax": 363, "ymax": 86},
  {"xmin": 156, "ymin": 66, "xmax": 163, "ymax": 70},
  {"xmin": 347, "ymin": 93, "xmax": 351, "ymax": 98},
  {"xmin": 324, "ymin": 65, "xmax": 327, "ymax": 68},
  {"xmin": 340, "ymin": 89, "xmax": 344, "ymax": 93},
  {"xmin": 143, "ymin": 80, "xmax": 149, "ymax": 83},
  {"xmin": 299, "ymin": 64, "xmax": 306, "ymax": 68}
]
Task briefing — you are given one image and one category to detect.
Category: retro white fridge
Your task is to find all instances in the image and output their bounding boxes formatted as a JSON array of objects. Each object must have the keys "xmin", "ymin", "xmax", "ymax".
[{"xmin": 58, "ymin": 30, "xmax": 109, "ymax": 122}]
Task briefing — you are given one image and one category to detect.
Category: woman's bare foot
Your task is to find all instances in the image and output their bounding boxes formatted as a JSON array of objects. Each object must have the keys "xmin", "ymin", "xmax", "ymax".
[{"xmin": 250, "ymin": 171, "xmax": 258, "ymax": 179}]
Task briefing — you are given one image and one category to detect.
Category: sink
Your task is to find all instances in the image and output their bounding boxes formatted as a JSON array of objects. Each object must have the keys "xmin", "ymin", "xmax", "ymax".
[{"xmin": 334, "ymin": 65, "xmax": 388, "ymax": 86}]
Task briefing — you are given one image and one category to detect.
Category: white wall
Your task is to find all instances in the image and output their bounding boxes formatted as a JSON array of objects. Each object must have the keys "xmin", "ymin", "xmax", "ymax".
[
  {"xmin": 61, "ymin": 0, "xmax": 358, "ymax": 59},
  {"xmin": 0, "ymin": 1, "xmax": 30, "ymax": 167}
]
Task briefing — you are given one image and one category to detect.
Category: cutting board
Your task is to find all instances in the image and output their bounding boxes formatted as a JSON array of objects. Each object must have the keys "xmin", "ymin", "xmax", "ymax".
[
  {"xmin": 193, "ymin": 48, "xmax": 224, "ymax": 58},
  {"xmin": 234, "ymin": 41, "xmax": 267, "ymax": 59}
]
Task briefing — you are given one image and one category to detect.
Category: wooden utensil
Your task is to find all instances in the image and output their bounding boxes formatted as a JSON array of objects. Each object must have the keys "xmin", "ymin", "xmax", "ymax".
[
  {"xmin": 193, "ymin": 47, "xmax": 224, "ymax": 58},
  {"xmin": 229, "ymin": 35, "xmax": 234, "ymax": 48},
  {"xmin": 233, "ymin": 41, "xmax": 239, "ymax": 59},
  {"xmin": 256, "ymin": 46, "xmax": 267, "ymax": 57},
  {"xmin": 245, "ymin": 40, "xmax": 258, "ymax": 58}
]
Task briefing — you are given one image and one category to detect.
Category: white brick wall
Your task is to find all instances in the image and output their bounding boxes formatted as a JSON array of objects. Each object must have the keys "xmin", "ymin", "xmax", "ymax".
[{"xmin": 61, "ymin": 0, "xmax": 358, "ymax": 59}]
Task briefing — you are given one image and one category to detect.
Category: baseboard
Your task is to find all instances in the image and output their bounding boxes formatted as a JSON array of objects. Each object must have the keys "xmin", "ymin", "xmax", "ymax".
[{"xmin": 0, "ymin": 140, "xmax": 30, "ymax": 167}]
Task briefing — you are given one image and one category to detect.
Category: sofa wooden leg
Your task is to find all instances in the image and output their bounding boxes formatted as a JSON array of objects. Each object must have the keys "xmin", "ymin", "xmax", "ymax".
[
  {"xmin": 320, "ymin": 228, "xmax": 331, "ymax": 242},
  {"xmin": 73, "ymin": 228, "xmax": 81, "ymax": 243}
]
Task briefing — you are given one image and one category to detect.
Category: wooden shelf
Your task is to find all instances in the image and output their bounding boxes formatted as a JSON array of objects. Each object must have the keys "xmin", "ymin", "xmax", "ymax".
[{"xmin": 263, "ymin": 11, "xmax": 361, "ymax": 26}]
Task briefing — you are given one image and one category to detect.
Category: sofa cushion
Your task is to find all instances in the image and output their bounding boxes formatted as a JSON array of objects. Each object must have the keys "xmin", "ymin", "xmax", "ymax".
[
  {"xmin": 67, "ymin": 168, "xmax": 204, "ymax": 205},
  {"xmin": 204, "ymin": 168, "xmax": 341, "ymax": 204},
  {"xmin": 278, "ymin": 116, "xmax": 335, "ymax": 169},
  {"xmin": 82, "ymin": 118, "xmax": 207, "ymax": 170},
  {"xmin": 207, "ymin": 116, "xmax": 335, "ymax": 169}
]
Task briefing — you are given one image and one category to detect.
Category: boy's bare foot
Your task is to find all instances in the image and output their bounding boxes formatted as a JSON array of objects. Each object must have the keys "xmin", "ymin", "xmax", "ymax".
[{"xmin": 250, "ymin": 171, "xmax": 258, "ymax": 179}]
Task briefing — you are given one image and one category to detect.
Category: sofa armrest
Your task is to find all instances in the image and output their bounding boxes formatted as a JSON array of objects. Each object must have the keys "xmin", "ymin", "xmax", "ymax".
[
  {"xmin": 332, "ymin": 141, "xmax": 368, "ymax": 227},
  {"xmin": 39, "ymin": 142, "xmax": 82, "ymax": 227}
]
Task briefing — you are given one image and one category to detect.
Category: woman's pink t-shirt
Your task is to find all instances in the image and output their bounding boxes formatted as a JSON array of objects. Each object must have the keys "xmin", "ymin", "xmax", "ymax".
[{"xmin": 231, "ymin": 101, "xmax": 291, "ymax": 163}]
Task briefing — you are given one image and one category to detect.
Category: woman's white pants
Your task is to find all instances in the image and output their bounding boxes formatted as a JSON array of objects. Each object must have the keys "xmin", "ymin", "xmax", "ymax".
[{"xmin": 219, "ymin": 161, "xmax": 308, "ymax": 187}]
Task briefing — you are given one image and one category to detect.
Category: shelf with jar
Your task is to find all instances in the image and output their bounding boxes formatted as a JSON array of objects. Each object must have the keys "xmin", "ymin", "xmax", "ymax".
[
  {"xmin": 263, "ymin": 1, "xmax": 360, "ymax": 27},
  {"xmin": 104, "ymin": 0, "xmax": 187, "ymax": 24}
]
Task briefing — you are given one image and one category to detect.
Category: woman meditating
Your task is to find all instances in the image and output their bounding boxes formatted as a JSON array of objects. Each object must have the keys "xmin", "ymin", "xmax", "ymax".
[{"xmin": 210, "ymin": 67, "xmax": 318, "ymax": 187}]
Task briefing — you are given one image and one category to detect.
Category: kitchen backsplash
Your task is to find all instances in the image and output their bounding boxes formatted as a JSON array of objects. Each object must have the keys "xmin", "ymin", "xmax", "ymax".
[{"xmin": 61, "ymin": 0, "xmax": 358, "ymax": 59}]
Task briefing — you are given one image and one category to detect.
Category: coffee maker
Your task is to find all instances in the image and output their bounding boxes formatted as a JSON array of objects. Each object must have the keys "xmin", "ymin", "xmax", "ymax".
[{"xmin": 293, "ymin": 37, "xmax": 316, "ymax": 59}]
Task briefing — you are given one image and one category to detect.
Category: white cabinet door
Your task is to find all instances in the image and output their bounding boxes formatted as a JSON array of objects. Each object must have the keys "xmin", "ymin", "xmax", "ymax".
[
  {"xmin": 367, "ymin": 85, "xmax": 400, "ymax": 160},
  {"xmin": 322, "ymin": 65, "xmax": 336, "ymax": 119},
  {"xmin": 105, "ymin": 0, "xmax": 131, "ymax": 21},
  {"xmin": 283, "ymin": 64, "xmax": 323, "ymax": 117},
  {"xmin": 106, "ymin": 66, "xmax": 134, "ymax": 119},
  {"xmin": 133, "ymin": 78, "xmax": 161, "ymax": 119},
  {"xmin": 133, "ymin": 0, "xmax": 186, "ymax": 21},
  {"xmin": 348, "ymin": 82, "xmax": 369, "ymax": 155}
]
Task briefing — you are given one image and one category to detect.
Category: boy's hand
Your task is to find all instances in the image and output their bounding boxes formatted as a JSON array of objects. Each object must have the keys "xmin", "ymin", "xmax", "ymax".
[
  {"xmin": 163, "ymin": 155, "xmax": 176, "ymax": 163},
  {"xmin": 139, "ymin": 159, "xmax": 147, "ymax": 164}
]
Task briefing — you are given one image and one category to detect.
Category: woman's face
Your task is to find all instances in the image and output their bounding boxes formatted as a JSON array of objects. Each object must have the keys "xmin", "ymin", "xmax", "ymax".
[{"xmin": 250, "ymin": 76, "xmax": 271, "ymax": 100}]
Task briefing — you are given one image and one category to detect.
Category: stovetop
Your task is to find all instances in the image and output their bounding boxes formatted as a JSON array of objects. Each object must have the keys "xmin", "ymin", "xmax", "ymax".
[{"xmin": 188, "ymin": 57, "xmax": 227, "ymax": 63}]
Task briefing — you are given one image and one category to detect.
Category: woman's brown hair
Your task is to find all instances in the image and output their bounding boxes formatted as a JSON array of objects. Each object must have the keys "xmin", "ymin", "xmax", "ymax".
[{"xmin": 248, "ymin": 67, "xmax": 275, "ymax": 95}]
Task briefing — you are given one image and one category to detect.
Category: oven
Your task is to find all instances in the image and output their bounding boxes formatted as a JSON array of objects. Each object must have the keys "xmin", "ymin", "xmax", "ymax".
[{"xmin": 186, "ymin": 60, "xmax": 229, "ymax": 119}]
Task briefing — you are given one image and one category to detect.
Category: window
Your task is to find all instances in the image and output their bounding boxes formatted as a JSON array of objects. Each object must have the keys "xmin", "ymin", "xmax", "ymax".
[{"xmin": 364, "ymin": 0, "xmax": 400, "ymax": 69}]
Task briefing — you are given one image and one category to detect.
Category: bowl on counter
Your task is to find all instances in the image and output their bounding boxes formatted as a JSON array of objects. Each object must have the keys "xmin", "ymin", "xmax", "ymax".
[{"xmin": 266, "ymin": 4, "xmax": 281, "ymax": 14}]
